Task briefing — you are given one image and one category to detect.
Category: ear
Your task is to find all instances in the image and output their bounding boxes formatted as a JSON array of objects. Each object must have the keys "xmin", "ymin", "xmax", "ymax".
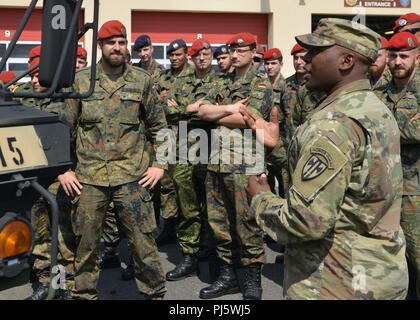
[
  {"xmin": 415, "ymin": 51, "xmax": 420, "ymax": 66},
  {"xmin": 97, "ymin": 40, "xmax": 103, "ymax": 50},
  {"xmin": 339, "ymin": 52, "xmax": 355, "ymax": 71}
]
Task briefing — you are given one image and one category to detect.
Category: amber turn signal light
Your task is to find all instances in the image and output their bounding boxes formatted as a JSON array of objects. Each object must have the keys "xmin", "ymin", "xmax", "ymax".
[{"xmin": 0, "ymin": 220, "xmax": 32, "ymax": 259}]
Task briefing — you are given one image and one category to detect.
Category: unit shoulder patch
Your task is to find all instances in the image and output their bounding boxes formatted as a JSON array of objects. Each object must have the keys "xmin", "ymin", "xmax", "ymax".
[{"xmin": 292, "ymin": 136, "xmax": 348, "ymax": 202}]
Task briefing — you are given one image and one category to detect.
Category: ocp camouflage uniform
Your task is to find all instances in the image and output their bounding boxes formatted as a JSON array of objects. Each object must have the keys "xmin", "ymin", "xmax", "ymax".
[
  {"xmin": 59, "ymin": 62, "xmax": 168, "ymax": 300},
  {"xmin": 375, "ymin": 70, "xmax": 420, "ymax": 299},
  {"xmin": 164, "ymin": 67, "xmax": 218, "ymax": 254},
  {"xmin": 252, "ymin": 79, "xmax": 408, "ymax": 300},
  {"xmin": 200, "ymin": 66, "xmax": 272, "ymax": 266}
]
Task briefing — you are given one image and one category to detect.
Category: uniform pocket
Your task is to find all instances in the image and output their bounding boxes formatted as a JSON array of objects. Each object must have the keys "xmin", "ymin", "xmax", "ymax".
[
  {"xmin": 81, "ymin": 93, "xmax": 105, "ymax": 123},
  {"xmin": 137, "ymin": 184, "xmax": 156, "ymax": 233},
  {"xmin": 119, "ymin": 93, "xmax": 142, "ymax": 124}
]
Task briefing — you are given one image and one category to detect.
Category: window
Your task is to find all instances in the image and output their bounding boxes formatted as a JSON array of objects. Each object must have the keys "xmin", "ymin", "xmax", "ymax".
[{"xmin": 1, "ymin": 41, "xmax": 84, "ymax": 83}]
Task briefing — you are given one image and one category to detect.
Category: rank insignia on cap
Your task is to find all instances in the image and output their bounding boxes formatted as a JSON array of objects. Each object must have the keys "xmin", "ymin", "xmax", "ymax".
[
  {"xmin": 408, "ymin": 38, "xmax": 415, "ymax": 47},
  {"xmin": 273, "ymin": 53, "xmax": 278, "ymax": 58},
  {"xmin": 174, "ymin": 43, "xmax": 179, "ymax": 49},
  {"xmin": 302, "ymin": 155, "xmax": 328, "ymax": 181},
  {"xmin": 121, "ymin": 27, "xmax": 127, "ymax": 38},
  {"xmin": 238, "ymin": 38, "xmax": 244, "ymax": 45},
  {"xmin": 399, "ymin": 19, "xmax": 407, "ymax": 26},
  {"xmin": 203, "ymin": 42, "xmax": 209, "ymax": 49},
  {"xmin": 82, "ymin": 52, "xmax": 86, "ymax": 58},
  {"xmin": 222, "ymin": 47, "xmax": 227, "ymax": 53}
]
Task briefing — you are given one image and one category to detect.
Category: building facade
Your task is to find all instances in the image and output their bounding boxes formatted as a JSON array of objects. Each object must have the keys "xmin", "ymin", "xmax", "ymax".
[{"xmin": 0, "ymin": 0, "xmax": 418, "ymax": 78}]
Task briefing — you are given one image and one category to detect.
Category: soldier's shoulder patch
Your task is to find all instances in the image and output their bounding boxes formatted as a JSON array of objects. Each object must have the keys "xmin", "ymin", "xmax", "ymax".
[{"xmin": 292, "ymin": 136, "xmax": 348, "ymax": 202}]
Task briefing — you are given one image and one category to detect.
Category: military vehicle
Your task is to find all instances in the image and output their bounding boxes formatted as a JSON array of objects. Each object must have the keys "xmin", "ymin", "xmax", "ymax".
[{"xmin": 0, "ymin": 0, "xmax": 98, "ymax": 299}]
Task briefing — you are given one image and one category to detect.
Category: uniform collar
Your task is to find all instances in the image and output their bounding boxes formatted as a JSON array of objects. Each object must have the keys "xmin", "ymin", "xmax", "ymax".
[
  {"xmin": 96, "ymin": 61, "xmax": 133, "ymax": 82},
  {"xmin": 315, "ymin": 79, "xmax": 371, "ymax": 112}
]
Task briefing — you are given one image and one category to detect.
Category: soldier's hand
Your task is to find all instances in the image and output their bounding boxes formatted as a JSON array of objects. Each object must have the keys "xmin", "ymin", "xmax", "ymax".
[
  {"xmin": 246, "ymin": 174, "xmax": 271, "ymax": 204},
  {"xmin": 58, "ymin": 170, "xmax": 83, "ymax": 197},
  {"xmin": 186, "ymin": 97, "xmax": 204, "ymax": 114},
  {"xmin": 240, "ymin": 106, "xmax": 280, "ymax": 149},
  {"xmin": 139, "ymin": 167, "xmax": 164, "ymax": 189},
  {"xmin": 167, "ymin": 99, "xmax": 179, "ymax": 107},
  {"xmin": 229, "ymin": 97, "xmax": 249, "ymax": 114},
  {"xmin": 159, "ymin": 90, "xmax": 169, "ymax": 103}
]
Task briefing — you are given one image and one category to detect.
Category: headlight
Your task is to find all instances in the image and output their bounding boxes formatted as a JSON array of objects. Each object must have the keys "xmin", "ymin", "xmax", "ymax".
[{"xmin": 0, "ymin": 220, "xmax": 32, "ymax": 259}]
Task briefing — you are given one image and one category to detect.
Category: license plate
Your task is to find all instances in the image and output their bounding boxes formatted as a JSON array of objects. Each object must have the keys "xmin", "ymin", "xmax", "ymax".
[{"xmin": 0, "ymin": 126, "xmax": 48, "ymax": 173}]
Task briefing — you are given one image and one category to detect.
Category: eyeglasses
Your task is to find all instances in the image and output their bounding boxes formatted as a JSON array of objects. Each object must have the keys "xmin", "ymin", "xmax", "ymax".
[
  {"xmin": 229, "ymin": 48, "xmax": 251, "ymax": 55},
  {"xmin": 400, "ymin": 28, "xmax": 420, "ymax": 35}
]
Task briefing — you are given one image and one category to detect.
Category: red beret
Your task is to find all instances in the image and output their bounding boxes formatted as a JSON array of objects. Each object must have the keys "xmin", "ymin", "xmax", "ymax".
[
  {"xmin": 0, "ymin": 71, "xmax": 16, "ymax": 84},
  {"xmin": 98, "ymin": 20, "xmax": 127, "ymax": 40},
  {"xmin": 256, "ymin": 43, "xmax": 265, "ymax": 54},
  {"xmin": 388, "ymin": 32, "xmax": 418, "ymax": 51},
  {"xmin": 77, "ymin": 47, "xmax": 88, "ymax": 59},
  {"xmin": 264, "ymin": 48, "xmax": 282, "ymax": 60},
  {"xmin": 189, "ymin": 39, "xmax": 211, "ymax": 56},
  {"xmin": 380, "ymin": 37, "xmax": 389, "ymax": 50},
  {"xmin": 227, "ymin": 33, "xmax": 256, "ymax": 47},
  {"xmin": 290, "ymin": 43, "xmax": 305, "ymax": 55},
  {"xmin": 29, "ymin": 57, "xmax": 40, "ymax": 76},
  {"xmin": 394, "ymin": 13, "xmax": 420, "ymax": 31},
  {"xmin": 28, "ymin": 46, "xmax": 41, "ymax": 60}
]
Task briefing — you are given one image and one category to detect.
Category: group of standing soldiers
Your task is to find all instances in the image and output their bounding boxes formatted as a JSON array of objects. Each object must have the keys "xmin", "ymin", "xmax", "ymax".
[{"xmin": 1, "ymin": 11, "xmax": 419, "ymax": 301}]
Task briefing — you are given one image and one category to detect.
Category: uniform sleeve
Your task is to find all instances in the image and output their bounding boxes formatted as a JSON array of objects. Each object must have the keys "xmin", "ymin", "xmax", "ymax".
[
  {"xmin": 144, "ymin": 80, "xmax": 169, "ymax": 170},
  {"xmin": 250, "ymin": 118, "xmax": 364, "ymax": 244},
  {"xmin": 393, "ymin": 99, "xmax": 420, "ymax": 144},
  {"xmin": 163, "ymin": 81, "xmax": 189, "ymax": 123},
  {"xmin": 247, "ymin": 78, "xmax": 273, "ymax": 120}
]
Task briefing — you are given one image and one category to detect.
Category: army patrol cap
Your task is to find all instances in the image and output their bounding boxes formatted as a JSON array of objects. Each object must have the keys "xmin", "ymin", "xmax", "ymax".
[
  {"xmin": 98, "ymin": 20, "xmax": 127, "ymax": 40},
  {"xmin": 134, "ymin": 35, "xmax": 152, "ymax": 51},
  {"xmin": 214, "ymin": 45, "xmax": 229, "ymax": 58},
  {"xmin": 77, "ymin": 47, "xmax": 88, "ymax": 60},
  {"xmin": 227, "ymin": 33, "xmax": 256, "ymax": 48},
  {"xmin": 393, "ymin": 13, "xmax": 420, "ymax": 32},
  {"xmin": 189, "ymin": 39, "xmax": 212, "ymax": 57},
  {"xmin": 295, "ymin": 18, "xmax": 381, "ymax": 62},
  {"xmin": 167, "ymin": 39, "xmax": 187, "ymax": 54},
  {"xmin": 388, "ymin": 32, "xmax": 418, "ymax": 52},
  {"xmin": 264, "ymin": 48, "xmax": 282, "ymax": 61},
  {"xmin": 290, "ymin": 43, "xmax": 305, "ymax": 55}
]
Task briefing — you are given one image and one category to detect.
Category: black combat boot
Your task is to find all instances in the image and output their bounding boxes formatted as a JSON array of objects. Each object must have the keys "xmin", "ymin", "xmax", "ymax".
[
  {"xmin": 155, "ymin": 218, "xmax": 177, "ymax": 245},
  {"xmin": 121, "ymin": 255, "xmax": 135, "ymax": 281},
  {"xmin": 25, "ymin": 282, "xmax": 50, "ymax": 300},
  {"xmin": 58, "ymin": 289, "xmax": 73, "ymax": 300},
  {"xmin": 243, "ymin": 263, "xmax": 263, "ymax": 300},
  {"xmin": 99, "ymin": 245, "xmax": 120, "ymax": 269},
  {"xmin": 199, "ymin": 262, "xmax": 240, "ymax": 299},
  {"xmin": 166, "ymin": 254, "xmax": 199, "ymax": 281}
]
